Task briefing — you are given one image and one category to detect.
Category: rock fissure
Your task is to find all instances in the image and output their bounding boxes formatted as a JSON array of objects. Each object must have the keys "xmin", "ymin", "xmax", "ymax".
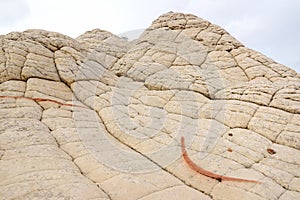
[
  {"xmin": 95, "ymin": 108, "xmax": 215, "ymax": 198},
  {"xmin": 1, "ymin": 11, "xmax": 299, "ymax": 200},
  {"xmin": 41, "ymin": 115, "xmax": 112, "ymax": 199}
]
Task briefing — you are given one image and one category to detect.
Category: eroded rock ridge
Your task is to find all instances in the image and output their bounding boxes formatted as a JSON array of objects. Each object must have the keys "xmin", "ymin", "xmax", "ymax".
[{"xmin": 0, "ymin": 12, "xmax": 299, "ymax": 200}]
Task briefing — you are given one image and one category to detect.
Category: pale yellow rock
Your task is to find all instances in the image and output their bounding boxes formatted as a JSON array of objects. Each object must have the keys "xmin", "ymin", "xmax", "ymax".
[
  {"xmin": 248, "ymin": 107, "xmax": 292, "ymax": 142},
  {"xmin": 279, "ymin": 191, "xmax": 300, "ymax": 200},
  {"xmin": 0, "ymin": 80, "xmax": 26, "ymax": 96},
  {"xmin": 0, "ymin": 11, "xmax": 299, "ymax": 200}
]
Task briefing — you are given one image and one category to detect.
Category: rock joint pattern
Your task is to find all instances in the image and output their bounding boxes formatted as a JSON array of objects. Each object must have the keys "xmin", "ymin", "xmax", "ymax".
[{"xmin": 0, "ymin": 12, "xmax": 299, "ymax": 200}]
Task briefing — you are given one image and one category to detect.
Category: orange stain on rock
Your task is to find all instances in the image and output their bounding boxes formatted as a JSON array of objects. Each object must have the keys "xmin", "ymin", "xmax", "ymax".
[
  {"xmin": 181, "ymin": 136, "xmax": 260, "ymax": 183},
  {"xmin": 0, "ymin": 96, "xmax": 87, "ymax": 108}
]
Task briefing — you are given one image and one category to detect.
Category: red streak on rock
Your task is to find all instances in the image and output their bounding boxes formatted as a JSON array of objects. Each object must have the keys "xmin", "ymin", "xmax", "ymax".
[
  {"xmin": 181, "ymin": 136, "xmax": 260, "ymax": 183},
  {"xmin": 0, "ymin": 96, "xmax": 87, "ymax": 108}
]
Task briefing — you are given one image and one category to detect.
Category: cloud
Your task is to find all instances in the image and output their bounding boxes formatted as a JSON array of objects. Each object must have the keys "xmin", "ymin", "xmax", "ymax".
[{"xmin": 0, "ymin": 0, "xmax": 30, "ymax": 30}]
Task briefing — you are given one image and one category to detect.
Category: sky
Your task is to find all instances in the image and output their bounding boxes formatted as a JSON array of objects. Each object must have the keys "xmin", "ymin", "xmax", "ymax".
[{"xmin": 0, "ymin": 0, "xmax": 299, "ymax": 73}]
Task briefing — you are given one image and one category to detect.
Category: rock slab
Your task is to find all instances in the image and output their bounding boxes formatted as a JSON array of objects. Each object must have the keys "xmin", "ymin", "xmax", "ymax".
[{"xmin": 0, "ymin": 12, "xmax": 299, "ymax": 200}]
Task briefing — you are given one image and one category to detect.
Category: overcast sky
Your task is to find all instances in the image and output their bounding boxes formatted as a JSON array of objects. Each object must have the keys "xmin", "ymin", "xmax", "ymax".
[{"xmin": 0, "ymin": 0, "xmax": 299, "ymax": 72}]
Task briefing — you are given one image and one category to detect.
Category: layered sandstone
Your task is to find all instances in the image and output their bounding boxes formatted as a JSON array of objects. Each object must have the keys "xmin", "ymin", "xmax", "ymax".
[{"xmin": 0, "ymin": 12, "xmax": 299, "ymax": 200}]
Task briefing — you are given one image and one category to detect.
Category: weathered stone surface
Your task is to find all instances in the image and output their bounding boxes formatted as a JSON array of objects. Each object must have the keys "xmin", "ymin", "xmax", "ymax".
[{"xmin": 0, "ymin": 12, "xmax": 299, "ymax": 199}]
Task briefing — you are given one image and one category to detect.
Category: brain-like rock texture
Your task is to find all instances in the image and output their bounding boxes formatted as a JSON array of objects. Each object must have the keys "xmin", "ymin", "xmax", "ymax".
[{"xmin": 0, "ymin": 12, "xmax": 299, "ymax": 200}]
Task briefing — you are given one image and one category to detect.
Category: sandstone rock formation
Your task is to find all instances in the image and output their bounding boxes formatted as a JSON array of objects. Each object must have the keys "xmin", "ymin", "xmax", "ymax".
[{"xmin": 0, "ymin": 12, "xmax": 299, "ymax": 199}]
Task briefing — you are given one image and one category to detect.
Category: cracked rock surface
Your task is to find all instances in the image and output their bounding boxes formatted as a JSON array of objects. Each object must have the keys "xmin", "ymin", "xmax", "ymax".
[{"xmin": 0, "ymin": 12, "xmax": 299, "ymax": 199}]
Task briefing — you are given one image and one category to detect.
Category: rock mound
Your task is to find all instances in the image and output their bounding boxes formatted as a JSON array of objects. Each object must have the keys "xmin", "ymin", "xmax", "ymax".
[{"xmin": 0, "ymin": 12, "xmax": 299, "ymax": 199}]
